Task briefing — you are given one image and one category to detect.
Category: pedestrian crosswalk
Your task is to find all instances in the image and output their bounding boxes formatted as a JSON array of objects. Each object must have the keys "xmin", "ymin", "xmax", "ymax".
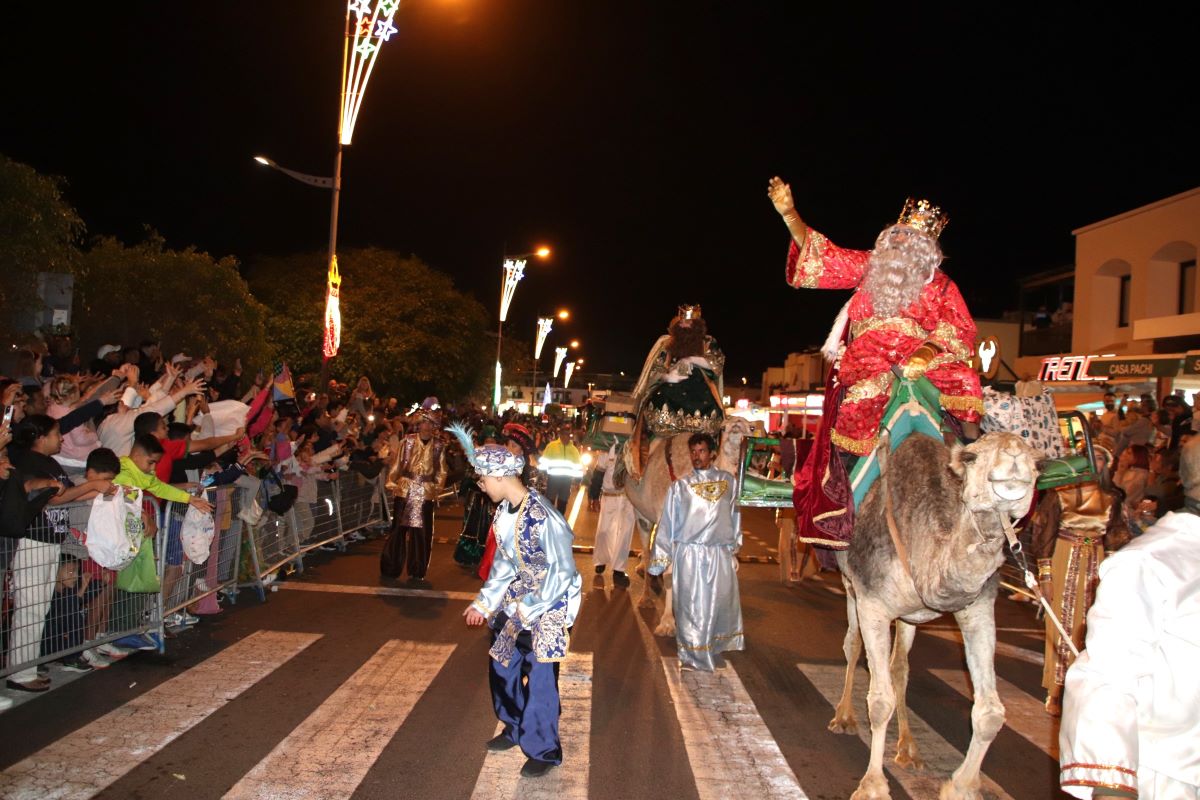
[{"xmin": 0, "ymin": 623, "xmax": 1062, "ymax": 800}]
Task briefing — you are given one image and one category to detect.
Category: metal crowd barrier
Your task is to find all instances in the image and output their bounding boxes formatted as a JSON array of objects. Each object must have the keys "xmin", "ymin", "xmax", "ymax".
[{"xmin": 0, "ymin": 471, "xmax": 391, "ymax": 681}]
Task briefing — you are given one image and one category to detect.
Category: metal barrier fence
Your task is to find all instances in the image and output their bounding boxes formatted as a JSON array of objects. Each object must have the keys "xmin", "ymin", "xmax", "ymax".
[{"xmin": 1, "ymin": 471, "xmax": 390, "ymax": 681}]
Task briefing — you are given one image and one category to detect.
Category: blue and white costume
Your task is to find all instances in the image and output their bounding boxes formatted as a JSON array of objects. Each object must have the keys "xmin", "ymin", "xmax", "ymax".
[{"xmin": 451, "ymin": 424, "xmax": 581, "ymax": 766}]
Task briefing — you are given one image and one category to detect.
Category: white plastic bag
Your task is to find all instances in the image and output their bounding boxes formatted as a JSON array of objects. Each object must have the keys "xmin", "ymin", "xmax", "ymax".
[
  {"xmin": 180, "ymin": 491, "xmax": 216, "ymax": 565},
  {"xmin": 86, "ymin": 486, "xmax": 144, "ymax": 570}
]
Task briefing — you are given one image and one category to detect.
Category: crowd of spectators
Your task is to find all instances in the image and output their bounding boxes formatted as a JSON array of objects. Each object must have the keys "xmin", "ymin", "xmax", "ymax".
[
  {"xmin": 0, "ymin": 332, "xmax": 599, "ymax": 704},
  {"xmin": 1094, "ymin": 390, "xmax": 1196, "ymax": 528}
]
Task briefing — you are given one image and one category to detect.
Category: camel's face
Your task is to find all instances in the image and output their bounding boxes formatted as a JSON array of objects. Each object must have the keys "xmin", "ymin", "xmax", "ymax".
[
  {"xmin": 719, "ymin": 417, "xmax": 753, "ymax": 470},
  {"xmin": 951, "ymin": 432, "xmax": 1039, "ymax": 518}
]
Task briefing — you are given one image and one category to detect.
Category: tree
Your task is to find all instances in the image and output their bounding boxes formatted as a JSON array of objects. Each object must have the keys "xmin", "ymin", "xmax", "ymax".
[
  {"xmin": 74, "ymin": 234, "xmax": 273, "ymax": 371},
  {"xmin": 245, "ymin": 248, "xmax": 492, "ymax": 401},
  {"xmin": 0, "ymin": 154, "xmax": 84, "ymax": 338}
]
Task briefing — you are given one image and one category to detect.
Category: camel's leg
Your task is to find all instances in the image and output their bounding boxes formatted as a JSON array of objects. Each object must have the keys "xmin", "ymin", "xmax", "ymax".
[
  {"xmin": 654, "ymin": 571, "xmax": 676, "ymax": 637},
  {"xmin": 850, "ymin": 602, "xmax": 896, "ymax": 800},
  {"xmin": 890, "ymin": 621, "xmax": 924, "ymax": 770},
  {"xmin": 635, "ymin": 518, "xmax": 658, "ymax": 609},
  {"xmin": 939, "ymin": 599, "xmax": 1005, "ymax": 800},
  {"xmin": 829, "ymin": 573, "xmax": 862, "ymax": 734}
]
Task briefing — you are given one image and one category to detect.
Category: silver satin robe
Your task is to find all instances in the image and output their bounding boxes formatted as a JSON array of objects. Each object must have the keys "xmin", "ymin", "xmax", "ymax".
[{"xmin": 650, "ymin": 467, "xmax": 743, "ymax": 670}]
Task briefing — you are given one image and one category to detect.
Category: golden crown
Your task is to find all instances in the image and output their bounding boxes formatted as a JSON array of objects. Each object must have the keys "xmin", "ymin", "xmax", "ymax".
[
  {"xmin": 896, "ymin": 198, "xmax": 948, "ymax": 240},
  {"xmin": 677, "ymin": 304, "xmax": 702, "ymax": 320}
]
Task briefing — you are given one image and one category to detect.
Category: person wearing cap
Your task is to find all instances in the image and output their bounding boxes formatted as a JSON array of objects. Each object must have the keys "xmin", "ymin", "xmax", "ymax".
[
  {"xmin": 1030, "ymin": 442, "xmax": 1121, "ymax": 716},
  {"xmin": 453, "ymin": 422, "xmax": 581, "ymax": 779},
  {"xmin": 90, "ymin": 344, "xmax": 123, "ymax": 376},
  {"xmin": 381, "ymin": 409, "xmax": 446, "ymax": 583},
  {"xmin": 1058, "ymin": 438, "xmax": 1200, "ymax": 798}
]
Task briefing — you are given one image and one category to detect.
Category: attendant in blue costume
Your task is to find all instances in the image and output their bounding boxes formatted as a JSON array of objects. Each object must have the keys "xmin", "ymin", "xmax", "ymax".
[
  {"xmin": 650, "ymin": 432, "xmax": 744, "ymax": 671},
  {"xmin": 452, "ymin": 423, "xmax": 582, "ymax": 779}
]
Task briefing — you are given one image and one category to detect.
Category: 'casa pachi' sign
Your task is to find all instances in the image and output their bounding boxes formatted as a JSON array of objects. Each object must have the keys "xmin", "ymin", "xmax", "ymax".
[
  {"xmin": 1087, "ymin": 356, "xmax": 1183, "ymax": 379},
  {"xmin": 1038, "ymin": 355, "xmax": 1106, "ymax": 382}
]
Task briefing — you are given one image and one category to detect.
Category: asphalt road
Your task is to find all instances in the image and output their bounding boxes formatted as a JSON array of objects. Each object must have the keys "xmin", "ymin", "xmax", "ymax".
[{"xmin": 0, "ymin": 496, "xmax": 1067, "ymax": 800}]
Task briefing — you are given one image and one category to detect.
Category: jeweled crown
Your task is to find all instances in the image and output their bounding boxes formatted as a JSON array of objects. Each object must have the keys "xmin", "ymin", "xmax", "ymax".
[
  {"xmin": 896, "ymin": 198, "xmax": 948, "ymax": 240},
  {"xmin": 677, "ymin": 304, "xmax": 702, "ymax": 320}
]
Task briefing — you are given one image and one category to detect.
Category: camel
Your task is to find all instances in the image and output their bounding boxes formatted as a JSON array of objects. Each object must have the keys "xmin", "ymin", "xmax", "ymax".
[
  {"xmin": 624, "ymin": 416, "xmax": 752, "ymax": 636},
  {"xmin": 835, "ymin": 431, "xmax": 1038, "ymax": 800}
]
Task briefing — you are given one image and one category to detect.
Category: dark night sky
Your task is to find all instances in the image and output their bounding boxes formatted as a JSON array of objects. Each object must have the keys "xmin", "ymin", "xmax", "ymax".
[{"xmin": 2, "ymin": 3, "xmax": 1197, "ymax": 383}]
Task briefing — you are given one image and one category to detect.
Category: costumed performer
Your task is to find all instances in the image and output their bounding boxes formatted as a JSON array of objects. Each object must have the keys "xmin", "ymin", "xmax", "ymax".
[
  {"xmin": 381, "ymin": 409, "xmax": 446, "ymax": 583},
  {"xmin": 649, "ymin": 432, "xmax": 743, "ymax": 671},
  {"xmin": 455, "ymin": 423, "xmax": 582, "ymax": 779},
  {"xmin": 1058, "ymin": 438, "xmax": 1200, "ymax": 799},
  {"xmin": 591, "ymin": 443, "xmax": 636, "ymax": 586},
  {"xmin": 767, "ymin": 176, "xmax": 982, "ymax": 555}
]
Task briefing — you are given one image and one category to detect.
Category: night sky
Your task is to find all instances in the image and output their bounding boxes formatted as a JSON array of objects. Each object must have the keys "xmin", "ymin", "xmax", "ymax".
[{"xmin": 2, "ymin": 3, "xmax": 1197, "ymax": 384}]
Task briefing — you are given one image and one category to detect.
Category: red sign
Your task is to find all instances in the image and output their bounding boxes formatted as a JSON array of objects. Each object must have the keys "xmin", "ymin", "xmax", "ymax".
[{"xmin": 1038, "ymin": 355, "xmax": 1104, "ymax": 382}]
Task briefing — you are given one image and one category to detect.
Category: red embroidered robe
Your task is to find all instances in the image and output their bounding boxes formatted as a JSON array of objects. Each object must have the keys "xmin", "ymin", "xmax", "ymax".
[{"xmin": 786, "ymin": 229, "xmax": 982, "ymax": 456}]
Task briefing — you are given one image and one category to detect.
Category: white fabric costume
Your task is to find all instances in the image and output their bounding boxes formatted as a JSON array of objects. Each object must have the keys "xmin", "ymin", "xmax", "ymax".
[
  {"xmin": 592, "ymin": 447, "xmax": 636, "ymax": 571},
  {"xmin": 1059, "ymin": 510, "xmax": 1200, "ymax": 798}
]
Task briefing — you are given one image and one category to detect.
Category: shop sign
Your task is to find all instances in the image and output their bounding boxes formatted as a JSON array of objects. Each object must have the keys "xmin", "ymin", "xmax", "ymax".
[
  {"xmin": 974, "ymin": 336, "xmax": 1000, "ymax": 380},
  {"xmin": 1038, "ymin": 355, "xmax": 1104, "ymax": 382},
  {"xmin": 1086, "ymin": 357, "xmax": 1182, "ymax": 379}
]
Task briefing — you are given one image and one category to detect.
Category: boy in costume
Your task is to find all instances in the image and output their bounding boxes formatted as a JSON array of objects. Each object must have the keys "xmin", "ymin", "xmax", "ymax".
[{"xmin": 453, "ymin": 423, "xmax": 582, "ymax": 779}]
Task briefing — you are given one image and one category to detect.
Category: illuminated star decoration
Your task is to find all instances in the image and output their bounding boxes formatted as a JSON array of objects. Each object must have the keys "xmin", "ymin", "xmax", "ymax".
[
  {"xmin": 498, "ymin": 259, "xmax": 526, "ymax": 323},
  {"xmin": 340, "ymin": 0, "xmax": 403, "ymax": 146},
  {"xmin": 564, "ymin": 362, "xmax": 576, "ymax": 388},
  {"xmin": 553, "ymin": 347, "xmax": 568, "ymax": 378},
  {"xmin": 534, "ymin": 317, "xmax": 553, "ymax": 360}
]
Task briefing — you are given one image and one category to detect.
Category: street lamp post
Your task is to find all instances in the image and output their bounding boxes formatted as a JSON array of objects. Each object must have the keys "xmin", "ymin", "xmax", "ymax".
[{"xmin": 255, "ymin": 0, "xmax": 403, "ymax": 378}]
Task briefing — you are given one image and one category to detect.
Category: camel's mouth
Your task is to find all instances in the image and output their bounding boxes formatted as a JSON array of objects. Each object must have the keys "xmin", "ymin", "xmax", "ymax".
[{"xmin": 990, "ymin": 479, "xmax": 1032, "ymax": 502}]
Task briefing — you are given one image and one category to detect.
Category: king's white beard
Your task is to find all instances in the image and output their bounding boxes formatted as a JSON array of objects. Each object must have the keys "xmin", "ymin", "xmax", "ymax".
[{"xmin": 861, "ymin": 231, "xmax": 941, "ymax": 317}]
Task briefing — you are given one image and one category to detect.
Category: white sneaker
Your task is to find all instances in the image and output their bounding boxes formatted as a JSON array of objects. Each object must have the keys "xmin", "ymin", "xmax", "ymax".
[
  {"xmin": 81, "ymin": 649, "xmax": 113, "ymax": 669},
  {"xmin": 165, "ymin": 612, "xmax": 197, "ymax": 630},
  {"xmin": 180, "ymin": 612, "xmax": 200, "ymax": 626},
  {"xmin": 95, "ymin": 643, "xmax": 132, "ymax": 660}
]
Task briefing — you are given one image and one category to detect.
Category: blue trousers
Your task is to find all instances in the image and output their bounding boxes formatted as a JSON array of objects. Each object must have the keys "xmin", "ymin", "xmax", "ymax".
[{"xmin": 489, "ymin": 622, "xmax": 562, "ymax": 764}]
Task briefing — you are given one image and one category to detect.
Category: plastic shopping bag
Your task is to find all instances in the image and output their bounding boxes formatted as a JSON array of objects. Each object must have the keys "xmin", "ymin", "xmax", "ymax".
[
  {"xmin": 85, "ymin": 486, "xmax": 144, "ymax": 570},
  {"xmin": 180, "ymin": 492, "xmax": 216, "ymax": 565},
  {"xmin": 116, "ymin": 538, "xmax": 160, "ymax": 593}
]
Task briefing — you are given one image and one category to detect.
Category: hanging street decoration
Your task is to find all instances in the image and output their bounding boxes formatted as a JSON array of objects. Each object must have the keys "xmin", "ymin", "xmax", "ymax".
[
  {"xmin": 499, "ymin": 259, "xmax": 527, "ymax": 323},
  {"xmin": 323, "ymin": 255, "xmax": 343, "ymax": 359},
  {"xmin": 553, "ymin": 347, "xmax": 568, "ymax": 378},
  {"xmin": 535, "ymin": 316, "xmax": 554, "ymax": 360},
  {"xmin": 564, "ymin": 362, "xmax": 576, "ymax": 388},
  {"xmin": 341, "ymin": 0, "xmax": 404, "ymax": 146}
]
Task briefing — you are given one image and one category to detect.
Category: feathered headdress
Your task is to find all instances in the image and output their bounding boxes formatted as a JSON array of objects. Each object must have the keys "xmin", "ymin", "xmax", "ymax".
[{"xmin": 447, "ymin": 422, "xmax": 524, "ymax": 477}]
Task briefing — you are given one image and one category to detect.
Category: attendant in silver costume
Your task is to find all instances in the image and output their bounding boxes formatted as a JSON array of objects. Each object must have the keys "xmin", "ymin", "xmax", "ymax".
[{"xmin": 650, "ymin": 432, "xmax": 743, "ymax": 671}]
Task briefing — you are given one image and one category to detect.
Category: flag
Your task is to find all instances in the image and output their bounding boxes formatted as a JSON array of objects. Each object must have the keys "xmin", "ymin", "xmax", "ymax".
[{"xmin": 272, "ymin": 362, "xmax": 296, "ymax": 404}]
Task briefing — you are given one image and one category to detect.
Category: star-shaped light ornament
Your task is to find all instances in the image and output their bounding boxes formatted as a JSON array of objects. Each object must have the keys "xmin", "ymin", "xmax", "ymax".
[
  {"xmin": 375, "ymin": 19, "xmax": 398, "ymax": 41},
  {"xmin": 355, "ymin": 39, "xmax": 378, "ymax": 57},
  {"xmin": 349, "ymin": 0, "xmax": 373, "ymax": 20},
  {"xmin": 377, "ymin": 0, "xmax": 400, "ymax": 15}
]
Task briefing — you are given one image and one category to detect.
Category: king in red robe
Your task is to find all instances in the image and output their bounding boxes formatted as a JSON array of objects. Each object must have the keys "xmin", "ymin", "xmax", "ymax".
[{"xmin": 768, "ymin": 178, "xmax": 983, "ymax": 550}]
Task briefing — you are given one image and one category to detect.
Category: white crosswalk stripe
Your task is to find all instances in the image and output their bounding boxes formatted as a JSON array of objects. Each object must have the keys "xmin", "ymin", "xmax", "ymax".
[
  {"xmin": 797, "ymin": 663, "xmax": 1015, "ymax": 800},
  {"xmin": 921, "ymin": 627, "xmax": 1045, "ymax": 666},
  {"xmin": 928, "ymin": 668, "xmax": 1060, "ymax": 758},
  {"xmin": 665, "ymin": 659, "xmax": 810, "ymax": 799},
  {"xmin": 0, "ymin": 630, "xmax": 321, "ymax": 800},
  {"xmin": 224, "ymin": 639, "xmax": 456, "ymax": 799},
  {"xmin": 469, "ymin": 652, "xmax": 593, "ymax": 800}
]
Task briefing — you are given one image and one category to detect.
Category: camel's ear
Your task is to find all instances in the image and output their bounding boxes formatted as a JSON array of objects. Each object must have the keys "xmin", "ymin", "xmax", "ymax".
[{"xmin": 948, "ymin": 443, "xmax": 977, "ymax": 478}]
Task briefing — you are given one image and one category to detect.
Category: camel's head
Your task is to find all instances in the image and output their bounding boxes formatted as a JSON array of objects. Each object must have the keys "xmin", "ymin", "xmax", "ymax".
[
  {"xmin": 717, "ymin": 416, "xmax": 754, "ymax": 472},
  {"xmin": 950, "ymin": 432, "xmax": 1039, "ymax": 518}
]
